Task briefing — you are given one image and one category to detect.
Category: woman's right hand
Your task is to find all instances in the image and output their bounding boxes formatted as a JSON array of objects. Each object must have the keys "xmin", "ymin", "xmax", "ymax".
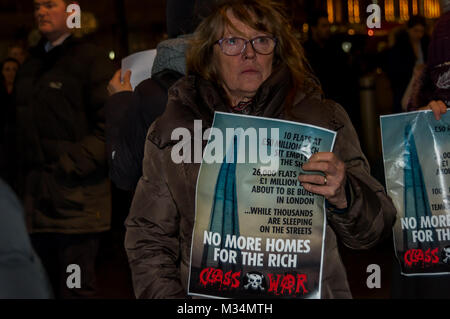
[{"xmin": 419, "ymin": 100, "xmax": 447, "ymax": 121}]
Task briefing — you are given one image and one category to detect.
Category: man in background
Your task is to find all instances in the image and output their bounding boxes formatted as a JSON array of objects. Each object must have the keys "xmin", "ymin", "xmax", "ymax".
[
  {"xmin": 14, "ymin": 0, "xmax": 114, "ymax": 298},
  {"xmin": 303, "ymin": 10, "xmax": 359, "ymax": 128},
  {"xmin": 8, "ymin": 42, "xmax": 28, "ymax": 65}
]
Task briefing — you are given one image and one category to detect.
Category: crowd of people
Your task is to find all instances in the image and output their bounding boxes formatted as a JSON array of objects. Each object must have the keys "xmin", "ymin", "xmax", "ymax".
[{"xmin": 0, "ymin": 0, "xmax": 449, "ymax": 299}]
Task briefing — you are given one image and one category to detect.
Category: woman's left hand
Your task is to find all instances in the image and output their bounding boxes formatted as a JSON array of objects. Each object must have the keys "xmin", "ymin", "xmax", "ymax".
[
  {"xmin": 418, "ymin": 100, "xmax": 447, "ymax": 121},
  {"xmin": 298, "ymin": 152, "xmax": 348, "ymax": 209}
]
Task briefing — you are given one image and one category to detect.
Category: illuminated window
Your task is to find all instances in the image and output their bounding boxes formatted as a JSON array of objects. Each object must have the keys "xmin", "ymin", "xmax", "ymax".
[
  {"xmin": 384, "ymin": 0, "xmax": 395, "ymax": 22},
  {"xmin": 347, "ymin": 0, "xmax": 360, "ymax": 24},
  {"xmin": 354, "ymin": 0, "xmax": 360, "ymax": 23},
  {"xmin": 327, "ymin": 0, "xmax": 334, "ymax": 23},
  {"xmin": 348, "ymin": 0, "xmax": 354, "ymax": 23},
  {"xmin": 424, "ymin": 0, "xmax": 441, "ymax": 18},
  {"xmin": 400, "ymin": 0, "xmax": 409, "ymax": 21},
  {"xmin": 412, "ymin": 0, "xmax": 418, "ymax": 15}
]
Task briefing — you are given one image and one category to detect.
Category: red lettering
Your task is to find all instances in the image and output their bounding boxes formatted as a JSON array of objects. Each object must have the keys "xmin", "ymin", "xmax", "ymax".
[
  {"xmin": 295, "ymin": 274, "xmax": 308, "ymax": 294},
  {"xmin": 231, "ymin": 271, "xmax": 241, "ymax": 288},
  {"xmin": 198, "ymin": 267, "xmax": 240, "ymax": 290},
  {"xmin": 431, "ymin": 247, "xmax": 439, "ymax": 264},
  {"xmin": 212, "ymin": 269, "xmax": 223, "ymax": 284},
  {"xmin": 267, "ymin": 273, "xmax": 309, "ymax": 296},
  {"xmin": 199, "ymin": 267, "xmax": 212, "ymax": 287},
  {"xmin": 416, "ymin": 249, "xmax": 424, "ymax": 263},
  {"xmin": 267, "ymin": 274, "xmax": 281, "ymax": 295},
  {"xmin": 280, "ymin": 274, "xmax": 295, "ymax": 295},
  {"xmin": 404, "ymin": 250, "xmax": 413, "ymax": 267},
  {"xmin": 223, "ymin": 271, "xmax": 231, "ymax": 286},
  {"xmin": 404, "ymin": 248, "xmax": 441, "ymax": 268},
  {"xmin": 424, "ymin": 248, "xmax": 431, "ymax": 263}
]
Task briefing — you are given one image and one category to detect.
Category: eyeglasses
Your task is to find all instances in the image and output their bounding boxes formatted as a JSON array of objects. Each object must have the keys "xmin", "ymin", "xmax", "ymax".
[{"xmin": 215, "ymin": 36, "xmax": 277, "ymax": 56}]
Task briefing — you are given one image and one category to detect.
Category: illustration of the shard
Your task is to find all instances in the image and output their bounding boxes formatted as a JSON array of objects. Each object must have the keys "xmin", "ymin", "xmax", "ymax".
[
  {"xmin": 403, "ymin": 124, "xmax": 434, "ymax": 251},
  {"xmin": 201, "ymin": 136, "xmax": 241, "ymax": 272}
]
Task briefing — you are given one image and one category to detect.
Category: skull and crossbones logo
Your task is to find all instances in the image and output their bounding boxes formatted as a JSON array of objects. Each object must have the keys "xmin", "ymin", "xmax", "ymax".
[
  {"xmin": 244, "ymin": 272, "xmax": 265, "ymax": 291},
  {"xmin": 442, "ymin": 246, "xmax": 450, "ymax": 264}
]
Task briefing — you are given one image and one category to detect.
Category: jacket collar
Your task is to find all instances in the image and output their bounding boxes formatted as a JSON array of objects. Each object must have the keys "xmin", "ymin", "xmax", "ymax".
[
  {"xmin": 192, "ymin": 64, "xmax": 293, "ymax": 119},
  {"xmin": 44, "ymin": 32, "xmax": 72, "ymax": 52},
  {"xmin": 31, "ymin": 34, "xmax": 76, "ymax": 58}
]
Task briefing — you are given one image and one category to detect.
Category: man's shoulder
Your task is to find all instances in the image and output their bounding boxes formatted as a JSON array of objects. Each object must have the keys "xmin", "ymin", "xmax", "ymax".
[
  {"xmin": 26, "ymin": 36, "xmax": 106, "ymax": 65},
  {"xmin": 67, "ymin": 37, "xmax": 107, "ymax": 61}
]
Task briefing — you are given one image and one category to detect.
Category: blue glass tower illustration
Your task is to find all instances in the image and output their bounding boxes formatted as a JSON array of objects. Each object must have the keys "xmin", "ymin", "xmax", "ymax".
[
  {"xmin": 201, "ymin": 136, "xmax": 241, "ymax": 272},
  {"xmin": 403, "ymin": 124, "xmax": 434, "ymax": 251}
]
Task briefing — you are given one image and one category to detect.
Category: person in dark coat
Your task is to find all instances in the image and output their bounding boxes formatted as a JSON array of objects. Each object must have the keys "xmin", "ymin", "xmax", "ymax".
[
  {"xmin": 124, "ymin": 0, "xmax": 397, "ymax": 299},
  {"xmin": 407, "ymin": 11, "xmax": 449, "ymax": 114},
  {"xmin": 105, "ymin": 0, "xmax": 217, "ymax": 192},
  {"xmin": 0, "ymin": 178, "xmax": 52, "ymax": 299},
  {"xmin": 105, "ymin": 49, "xmax": 185, "ymax": 191},
  {"xmin": 391, "ymin": 9, "xmax": 450, "ymax": 299},
  {"xmin": 386, "ymin": 15, "xmax": 430, "ymax": 113},
  {"xmin": 0, "ymin": 58, "xmax": 20, "ymax": 185},
  {"xmin": 303, "ymin": 10, "xmax": 359, "ymax": 128},
  {"xmin": 14, "ymin": 0, "xmax": 114, "ymax": 298}
]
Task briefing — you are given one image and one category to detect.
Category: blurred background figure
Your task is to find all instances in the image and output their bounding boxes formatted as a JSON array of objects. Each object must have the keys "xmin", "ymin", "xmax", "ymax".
[
  {"xmin": 13, "ymin": 0, "xmax": 114, "ymax": 299},
  {"xmin": 106, "ymin": 0, "xmax": 218, "ymax": 193},
  {"xmin": 385, "ymin": 15, "xmax": 429, "ymax": 113},
  {"xmin": 407, "ymin": 10, "xmax": 450, "ymax": 111},
  {"xmin": 7, "ymin": 41, "xmax": 28, "ymax": 65},
  {"xmin": 105, "ymin": 0, "xmax": 198, "ymax": 192},
  {"xmin": 1, "ymin": 58, "xmax": 19, "ymax": 95},
  {"xmin": 390, "ymin": 5, "xmax": 450, "ymax": 300},
  {"xmin": 0, "ymin": 178, "xmax": 52, "ymax": 299},
  {"xmin": 0, "ymin": 57, "xmax": 20, "ymax": 185},
  {"xmin": 303, "ymin": 10, "xmax": 359, "ymax": 129}
]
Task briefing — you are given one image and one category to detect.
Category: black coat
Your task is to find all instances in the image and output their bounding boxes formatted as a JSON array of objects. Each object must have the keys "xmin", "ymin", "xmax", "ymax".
[
  {"xmin": 14, "ymin": 35, "xmax": 114, "ymax": 233},
  {"xmin": 0, "ymin": 86, "xmax": 13, "ymax": 183},
  {"xmin": 105, "ymin": 69, "xmax": 183, "ymax": 191},
  {"xmin": 386, "ymin": 31, "xmax": 429, "ymax": 113}
]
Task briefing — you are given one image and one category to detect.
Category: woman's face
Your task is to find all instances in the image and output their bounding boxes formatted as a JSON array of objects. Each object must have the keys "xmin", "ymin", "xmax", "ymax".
[
  {"xmin": 214, "ymin": 11, "xmax": 274, "ymax": 101},
  {"xmin": 408, "ymin": 24, "xmax": 425, "ymax": 43},
  {"xmin": 2, "ymin": 61, "xmax": 19, "ymax": 85}
]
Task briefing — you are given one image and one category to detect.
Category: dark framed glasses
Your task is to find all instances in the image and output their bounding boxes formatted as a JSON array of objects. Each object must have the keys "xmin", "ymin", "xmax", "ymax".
[{"xmin": 215, "ymin": 36, "xmax": 277, "ymax": 56}]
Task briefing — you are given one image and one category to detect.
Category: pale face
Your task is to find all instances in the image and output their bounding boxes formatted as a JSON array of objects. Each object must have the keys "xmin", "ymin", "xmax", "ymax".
[
  {"xmin": 2, "ymin": 61, "xmax": 19, "ymax": 86},
  {"xmin": 214, "ymin": 11, "xmax": 274, "ymax": 103},
  {"xmin": 313, "ymin": 17, "xmax": 330, "ymax": 41},
  {"xmin": 34, "ymin": 0, "xmax": 70, "ymax": 41},
  {"xmin": 8, "ymin": 47, "xmax": 26, "ymax": 64},
  {"xmin": 408, "ymin": 24, "xmax": 425, "ymax": 43}
]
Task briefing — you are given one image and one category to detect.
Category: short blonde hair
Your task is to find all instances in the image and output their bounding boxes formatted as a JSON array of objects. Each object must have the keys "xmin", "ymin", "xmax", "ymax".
[{"xmin": 186, "ymin": 0, "xmax": 311, "ymax": 109}]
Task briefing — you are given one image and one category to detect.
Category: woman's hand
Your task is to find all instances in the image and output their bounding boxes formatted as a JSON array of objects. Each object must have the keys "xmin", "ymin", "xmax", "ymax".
[
  {"xmin": 107, "ymin": 69, "xmax": 132, "ymax": 96},
  {"xmin": 298, "ymin": 152, "xmax": 348, "ymax": 209},
  {"xmin": 419, "ymin": 100, "xmax": 447, "ymax": 121}
]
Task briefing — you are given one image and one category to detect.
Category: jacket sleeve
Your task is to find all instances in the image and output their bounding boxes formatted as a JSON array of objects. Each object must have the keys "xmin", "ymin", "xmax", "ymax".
[
  {"xmin": 326, "ymin": 103, "xmax": 397, "ymax": 249},
  {"xmin": 106, "ymin": 79, "xmax": 168, "ymax": 191},
  {"xmin": 57, "ymin": 50, "xmax": 114, "ymax": 178},
  {"xmin": 105, "ymin": 91, "xmax": 135, "ymax": 190},
  {"xmin": 124, "ymin": 134, "xmax": 184, "ymax": 299}
]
